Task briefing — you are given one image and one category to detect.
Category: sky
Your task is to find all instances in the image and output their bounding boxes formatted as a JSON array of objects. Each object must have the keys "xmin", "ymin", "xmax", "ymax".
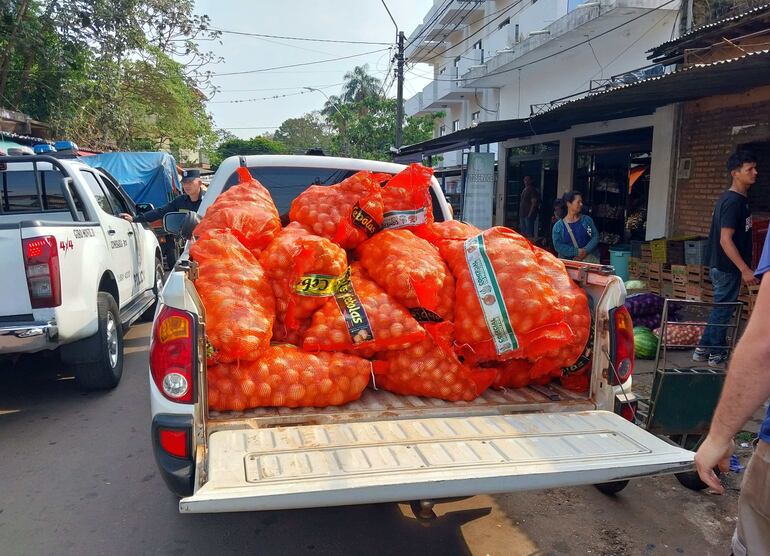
[{"xmin": 193, "ymin": 0, "xmax": 435, "ymax": 138}]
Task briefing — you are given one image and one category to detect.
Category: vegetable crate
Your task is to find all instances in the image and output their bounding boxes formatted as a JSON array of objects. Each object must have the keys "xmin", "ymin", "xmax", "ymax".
[{"xmin": 631, "ymin": 299, "xmax": 743, "ymax": 486}]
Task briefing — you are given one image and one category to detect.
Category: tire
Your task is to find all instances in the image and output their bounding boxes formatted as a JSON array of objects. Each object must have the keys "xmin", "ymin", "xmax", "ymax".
[
  {"xmin": 73, "ymin": 292, "xmax": 123, "ymax": 391},
  {"xmin": 594, "ymin": 480, "xmax": 630, "ymax": 495},
  {"xmin": 140, "ymin": 258, "xmax": 164, "ymax": 322},
  {"xmin": 675, "ymin": 469, "xmax": 720, "ymax": 491}
]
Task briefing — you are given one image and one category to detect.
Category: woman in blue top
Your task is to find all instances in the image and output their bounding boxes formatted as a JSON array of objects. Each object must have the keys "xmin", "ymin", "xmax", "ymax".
[{"xmin": 551, "ymin": 191, "xmax": 599, "ymax": 262}]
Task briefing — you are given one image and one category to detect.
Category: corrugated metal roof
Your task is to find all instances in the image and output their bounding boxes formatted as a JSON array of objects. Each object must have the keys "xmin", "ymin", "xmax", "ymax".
[
  {"xmin": 648, "ymin": 3, "xmax": 770, "ymax": 59},
  {"xmin": 396, "ymin": 49, "xmax": 770, "ymax": 159}
]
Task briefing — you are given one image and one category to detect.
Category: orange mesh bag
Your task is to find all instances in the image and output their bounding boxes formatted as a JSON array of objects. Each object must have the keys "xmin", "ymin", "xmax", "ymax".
[
  {"xmin": 288, "ymin": 171, "xmax": 384, "ymax": 249},
  {"xmin": 206, "ymin": 345, "xmax": 372, "ymax": 410},
  {"xmin": 302, "ymin": 263, "xmax": 425, "ymax": 355},
  {"xmin": 259, "ymin": 222, "xmax": 347, "ymax": 337},
  {"xmin": 380, "ymin": 163, "xmax": 434, "ymax": 231},
  {"xmin": 443, "ymin": 227, "xmax": 590, "ymax": 370},
  {"xmin": 355, "ymin": 229, "xmax": 454, "ymax": 322},
  {"xmin": 372, "ymin": 322, "xmax": 495, "ymax": 401},
  {"xmin": 412, "ymin": 220, "xmax": 481, "ymax": 258},
  {"xmin": 190, "ymin": 229, "xmax": 275, "ymax": 364},
  {"xmin": 194, "ymin": 167, "xmax": 281, "ymax": 254}
]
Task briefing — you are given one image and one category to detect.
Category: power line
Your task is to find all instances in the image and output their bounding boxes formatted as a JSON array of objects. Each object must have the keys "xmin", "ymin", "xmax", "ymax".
[
  {"xmin": 215, "ymin": 82, "xmax": 344, "ymax": 93},
  {"xmin": 209, "ymin": 90, "xmax": 310, "ymax": 104},
  {"xmin": 405, "ymin": 0, "xmax": 455, "ymax": 51},
  {"xmin": 211, "ymin": 27, "xmax": 392, "ymax": 46},
  {"xmin": 411, "ymin": 1, "xmax": 479, "ymax": 63},
  {"xmin": 212, "ymin": 48, "xmax": 390, "ymax": 76}
]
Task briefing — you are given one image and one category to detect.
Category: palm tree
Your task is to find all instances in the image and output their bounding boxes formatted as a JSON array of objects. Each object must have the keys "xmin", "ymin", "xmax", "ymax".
[{"xmin": 341, "ymin": 65, "xmax": 381, "ymax": 104}]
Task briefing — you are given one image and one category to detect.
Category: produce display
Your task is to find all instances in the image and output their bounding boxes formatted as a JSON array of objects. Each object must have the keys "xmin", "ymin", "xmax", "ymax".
[
  {"xmin": 190, "ymin": 164, "xmax": 592, "ymax": 410},
  {"xmin": 633, "ymin": 326, "xmax": 659, "ymax": 360},
  {"xmin": 653, "ymin": 323, "xmax": 705, "ymax": 348}
]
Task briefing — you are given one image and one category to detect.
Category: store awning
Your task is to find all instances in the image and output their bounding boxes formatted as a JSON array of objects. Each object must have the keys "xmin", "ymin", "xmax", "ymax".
[{"xmin": 396, "ymin": 49, "xmax": 770, "ymax": 162}]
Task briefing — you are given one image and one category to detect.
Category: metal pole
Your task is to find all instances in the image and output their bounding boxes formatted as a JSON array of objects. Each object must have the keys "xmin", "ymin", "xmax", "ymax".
[{"xmin": 395, "ymin": 31, "xmax": 405, "ymax": 150}]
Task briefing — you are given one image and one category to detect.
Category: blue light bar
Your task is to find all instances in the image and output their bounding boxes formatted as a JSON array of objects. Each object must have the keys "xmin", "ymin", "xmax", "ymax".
[
  {"xmin": 34, "ymin": 144, "xmax": 57, "ymax": 154},
  {"xmin": 54, "ymin": 140, "xmax": 79, "ymax": 152}
]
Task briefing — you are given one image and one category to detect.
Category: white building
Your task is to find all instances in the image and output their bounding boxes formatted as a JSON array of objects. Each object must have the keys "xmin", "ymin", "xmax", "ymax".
[{"xmin": 403, "ymin": 0, "xmax": 681, "ymax": 243}]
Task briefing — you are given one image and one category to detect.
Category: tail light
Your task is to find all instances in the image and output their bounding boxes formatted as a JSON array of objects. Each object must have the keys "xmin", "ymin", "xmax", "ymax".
[
  {"xmin": 608, "ymin": 305, "xmax": 634, "ymax": 385},
  {"xmin": 150, "ymin": 305, "xmax": 197, "ymax": 403},
  {"xmin": 159, "ymin": 428, "xmax": 190, "ymax": 458},
  {"xmin": 23, "ymin": 235, "xmax": 62, "ymax": 308}
]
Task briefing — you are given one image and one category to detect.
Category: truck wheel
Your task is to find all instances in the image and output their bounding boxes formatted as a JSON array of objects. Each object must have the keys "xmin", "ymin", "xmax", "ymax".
[
  {"xmin": 594, "ymin": 480, "xmax": 630, "ymax": 495},
  {"xmin": 675, "ymin": 469, "xmax": 720, "ymax": 491},
  {"xmin": 140, "ymin": 258, "xmax": 164, "ymax": 322},
  {"xmin": 74, "ymin": 292, "xmax": 123, "ymax": 390}
]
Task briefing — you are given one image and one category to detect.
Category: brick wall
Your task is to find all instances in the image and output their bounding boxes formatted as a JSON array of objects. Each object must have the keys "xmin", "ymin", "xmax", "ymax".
[{"xmin": 673, "ymin": 86, "xmax": 770, "ymax": 236}]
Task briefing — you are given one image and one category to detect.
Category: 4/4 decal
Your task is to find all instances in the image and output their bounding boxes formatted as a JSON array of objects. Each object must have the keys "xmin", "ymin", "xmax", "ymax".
[{"xmin": 59, "ymin": 239, "xmax": 74, "ymax": 253}]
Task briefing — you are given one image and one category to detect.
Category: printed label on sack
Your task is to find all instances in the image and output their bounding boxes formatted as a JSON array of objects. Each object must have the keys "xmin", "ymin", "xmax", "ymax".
[
  {"xmin": 294, "ymin": 274, "xmax": 339, "ymax": 297},
  {"xmin": 381, "ymin": 208, "xmax": 428, "ymax": 230},
  {"xmin": 409, "ymin": 307, "xmax": 443, "ymax": 323},
  {"xmin": 464, "ymin": 234, "xmax": 519, "ymax": 355},
  {"xmin": 333, "ymin": 268, "xmax": 375, "ymax": 344},
  {"xmin": 351, "ymin": 203, "xmax": 380, "ymax": 237}
]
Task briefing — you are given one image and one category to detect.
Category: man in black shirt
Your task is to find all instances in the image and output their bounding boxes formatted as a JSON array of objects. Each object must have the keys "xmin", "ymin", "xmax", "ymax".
[
  {"xmin": 120, "ymin": 168, "xmax": 204, "ymax": 223},
  {"xmin": 694, "ymin": 151, "xmax": 758, "ymax": 367}
]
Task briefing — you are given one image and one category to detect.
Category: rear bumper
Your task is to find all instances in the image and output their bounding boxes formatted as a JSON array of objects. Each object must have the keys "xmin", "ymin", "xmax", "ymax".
[
  {"xmin": 152, "ymin": 414, "xmax": 195, "ymax": 497},
  {"xmin": 0, "ymin": 321, "xmax": 58, "ymax": 354}
]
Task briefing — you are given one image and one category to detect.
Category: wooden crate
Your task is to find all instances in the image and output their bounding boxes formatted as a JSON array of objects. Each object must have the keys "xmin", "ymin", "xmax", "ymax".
[
  {"xmin": 687, "ymin": 265, "xmax": 706, "ymax": 285},
  {"xmin": 671, "ymin": 265, "xmax": 688, "ymax": 285},
  {"xmin": 661, "ymin": 281, "xmax": 675, "ymax": 298},
  {"xmin": 641, "ymin": 243, "xmax": 653, "ymax": 262},
  {"xmin": 639, "ymin": 261, "xmax": 650, "ymax": 280},
  {"xmin": 651, "ymin": 239, "xmax": 667, "ymax": 264},
  {"xmin": 685, "ymin": 283, "xmax": 703, "ymax": 301},
  {"xmin": 628, "ymin": 257, "xmax": 642, "ymax": 280},
  {"xmin": 647, "ymin": 278, "xmax": 661, "ymax": 294},
  {"xmin": 647, "ymin": 263, "xmax": 663, "ymax": 280}
]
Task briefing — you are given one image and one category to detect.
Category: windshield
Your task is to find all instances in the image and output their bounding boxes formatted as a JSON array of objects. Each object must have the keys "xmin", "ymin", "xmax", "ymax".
[{"xmin": 224, "ymin": 166, "xmax": 445, "ymax": 222}]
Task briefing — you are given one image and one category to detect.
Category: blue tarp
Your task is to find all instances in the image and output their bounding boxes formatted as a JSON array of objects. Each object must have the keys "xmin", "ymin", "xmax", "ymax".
[{"xmin": 79, "ymin": 152, "xmax": 181, "ymax": 209}]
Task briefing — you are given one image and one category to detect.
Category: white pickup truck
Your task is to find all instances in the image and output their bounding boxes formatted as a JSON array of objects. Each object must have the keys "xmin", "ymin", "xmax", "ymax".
[
  {"xmin": 150, "ymin": 155, "xmax": 693, "ymax": 516},
  {"xmin": 0, "ymin": 154, "xmax": 163, "ymax": 389}
]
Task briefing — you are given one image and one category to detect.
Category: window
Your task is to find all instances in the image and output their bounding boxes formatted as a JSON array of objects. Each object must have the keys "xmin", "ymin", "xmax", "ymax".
[
  {"xmin": 453, "ymin": 56, "xmax": 460, "ymax": 78},
  {"xmin": 1, "ymin": 168, "xmax": 82, "ymax": 213},
  {"xmin": 473, "ymin": 40, "xmax": 484, "ymax": 64},
  {"xmin": 97, "ymin": 174, "xmax": 130, "ymax": 215},
  {"xmin": 515, "ymin": 24, "xmax": 520, "ymax": 43},
  {"xmin": 472, "ymin": 111, "xmax": 481, "ymax": 123},
  {"xmin": 498, "ymin": 18, "xmax": 510, "ymax": 29},
  {"xmin": 225, "ymin": 167, "xmax": 445, "ymax": 222},
  {"xmin": 439, "ymin": 125, "xmax": 447, "ymax": 137},
  {"xmin": 453, "ymin": 120, "xmax": 461, "ymax": 132},
  {"xmin": 80, "ymin": 170, "xmax": 114, "ymax": 215}
]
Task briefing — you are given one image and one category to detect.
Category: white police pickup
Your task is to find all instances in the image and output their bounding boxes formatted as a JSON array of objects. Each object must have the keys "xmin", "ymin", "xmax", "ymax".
[{"xmin": 0, "ymin": 154, "xmax": 163, "ymax": 389}]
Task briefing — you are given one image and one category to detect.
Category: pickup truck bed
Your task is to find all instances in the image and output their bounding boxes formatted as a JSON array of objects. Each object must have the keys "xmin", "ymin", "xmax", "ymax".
[{"xmin": 208, "ymin": 383, "xmax": 592, "ymax": 428}]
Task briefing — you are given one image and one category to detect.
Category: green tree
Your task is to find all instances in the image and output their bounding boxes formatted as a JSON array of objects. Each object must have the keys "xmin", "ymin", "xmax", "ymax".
[
  {"xmin": 341, "ymin": 64, "xmax": 381, "ymax": 104},
  {"xmin": 211, "ymin": 136, "xmax": 287, "ymax": 168},
  {"xmin": 273, "ymin": 112, "xmax": 332, "ymax": 154}
]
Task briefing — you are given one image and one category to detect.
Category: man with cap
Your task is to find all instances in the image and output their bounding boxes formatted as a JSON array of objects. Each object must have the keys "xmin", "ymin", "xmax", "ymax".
[{"xmin": 120, "ymin": 168, "xmax": 204, "ymax": 223}]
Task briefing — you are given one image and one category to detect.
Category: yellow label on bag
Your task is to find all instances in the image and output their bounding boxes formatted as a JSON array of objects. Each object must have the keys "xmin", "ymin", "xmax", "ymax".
[{"xmin": 294, "ymin": 274, "xmax": 339, "ymax": 297}]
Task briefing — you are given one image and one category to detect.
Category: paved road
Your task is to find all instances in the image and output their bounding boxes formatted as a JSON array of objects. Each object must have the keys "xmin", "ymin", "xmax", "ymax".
[{"xmin": 0, "ymin": 323, "xmax": 741, "ymax": 556}]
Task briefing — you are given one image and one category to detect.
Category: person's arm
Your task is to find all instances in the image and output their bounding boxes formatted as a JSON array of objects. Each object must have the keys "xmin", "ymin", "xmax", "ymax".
[
  {"xmin": 695, "ymin": 274, "xmax": 770, "ymax": 492},
  {"xmin": 129, "ymin": 199, "xmax": 177, "ymax": 224},
  {"xmin": 583, "ymin": 216, "xmax": 600, "ymax": 254},
  {"xmin": 720, "ymin": 228, "xmax": 757, "ymax": 284},
  {"xmin": 528, "ymin": 196, "xmax": 539, "ymax": 218},
  {"xmin": 551, "ymin": 220, "xmax": 577, "ymax": 259}
]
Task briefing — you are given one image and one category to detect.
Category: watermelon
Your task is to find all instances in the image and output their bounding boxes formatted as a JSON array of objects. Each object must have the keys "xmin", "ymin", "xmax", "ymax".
[{"xmin": 634, "ymin": 326, "xmax": 658, "ymax": 360}]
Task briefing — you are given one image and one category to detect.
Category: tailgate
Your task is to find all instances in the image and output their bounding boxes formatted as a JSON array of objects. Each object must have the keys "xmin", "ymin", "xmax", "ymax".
[
  {"xmin": 0, "ymin": 228, "xmax": 32, "ymax": 315},
  {"xmin": 180, "ymin": 411, "xmax": 693, "ymax": 513}
]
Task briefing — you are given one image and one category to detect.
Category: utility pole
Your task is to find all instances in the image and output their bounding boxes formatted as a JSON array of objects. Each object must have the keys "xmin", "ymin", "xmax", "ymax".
[{"xmin": 395, "ymin": 31, "xmax": 405, "ymax": 150}]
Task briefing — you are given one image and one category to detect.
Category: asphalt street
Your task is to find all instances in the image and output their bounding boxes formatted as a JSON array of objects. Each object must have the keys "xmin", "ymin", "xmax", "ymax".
[{"xmin": 0, "ymin": 322, "xmax": 741, "ymax": 556}]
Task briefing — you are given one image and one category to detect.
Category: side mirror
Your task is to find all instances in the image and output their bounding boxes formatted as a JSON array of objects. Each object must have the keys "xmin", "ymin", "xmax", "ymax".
[
  {"xmin": 163, "ymin": 211, "xmax": 200, "ymax": 240},
  {"xmin": 135, "ymin": 203, "xmax": 155, "ymax": 213}
]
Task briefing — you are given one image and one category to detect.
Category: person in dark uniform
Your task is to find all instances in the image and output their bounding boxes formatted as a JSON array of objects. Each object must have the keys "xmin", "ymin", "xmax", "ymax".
[{"xmin": 120, "ymin": 168, "xmax": 204, "ymax": 223}]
